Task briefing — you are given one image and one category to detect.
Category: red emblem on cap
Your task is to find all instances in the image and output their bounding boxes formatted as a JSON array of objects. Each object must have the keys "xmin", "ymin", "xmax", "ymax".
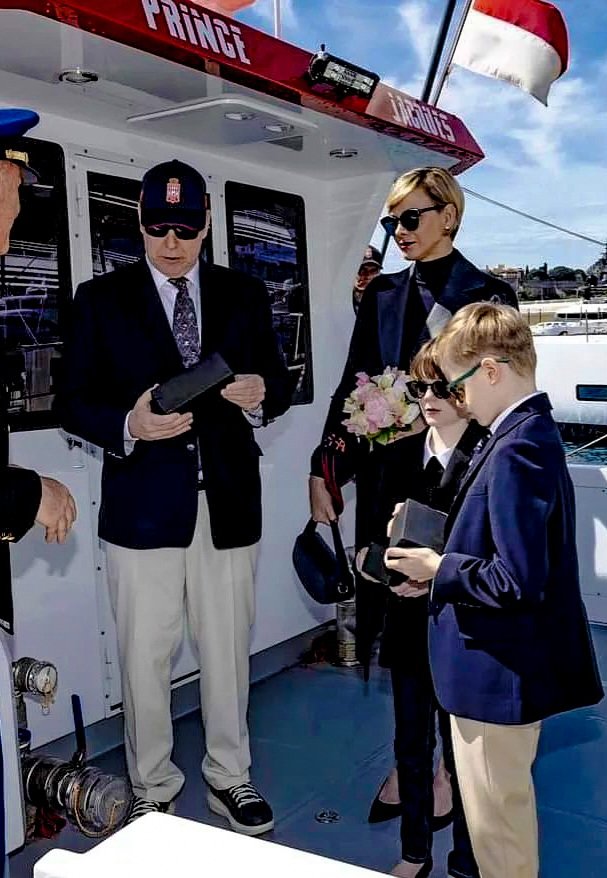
[{"xmin": 166, "ymin": 178, "xmax": 181, "ymax": 205}]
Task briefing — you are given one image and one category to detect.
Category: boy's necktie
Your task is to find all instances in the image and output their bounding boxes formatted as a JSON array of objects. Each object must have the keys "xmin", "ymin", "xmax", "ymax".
[
  {"xmin": 170, "ymin": 277, "xmax": 200, "ymax": 367},
  {"xmin": 424, "ymin": 456, "xmax": 444, "ymax": 507}
]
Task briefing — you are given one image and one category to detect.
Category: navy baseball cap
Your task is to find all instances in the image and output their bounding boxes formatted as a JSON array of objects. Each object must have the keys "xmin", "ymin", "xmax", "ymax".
[
  {"xmin": 140, "ymin": 160, "xmax": 206, "ymax": 230},
  {"xmin": 0, "ymin": 108, "xmax": 40, "ymax": 184}
]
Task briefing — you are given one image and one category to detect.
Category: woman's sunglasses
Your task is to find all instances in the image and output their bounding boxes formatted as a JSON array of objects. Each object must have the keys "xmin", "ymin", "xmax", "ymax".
[
  {"xmin": 380, "ymin": 204, "xmax": 445, "ymax": 238},
  {"xmin": 406, "ymin": 379, "xmax": 453, "ymax": 400},
  {"xmin": 144, "ymin": 224, "xmax": 201, "ymax": 240}
]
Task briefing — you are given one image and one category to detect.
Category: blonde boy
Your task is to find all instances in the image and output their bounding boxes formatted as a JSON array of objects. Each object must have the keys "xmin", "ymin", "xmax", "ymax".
[{"xmin": 386, "ymin": 303, "xmax": 603, "ymax": 878}]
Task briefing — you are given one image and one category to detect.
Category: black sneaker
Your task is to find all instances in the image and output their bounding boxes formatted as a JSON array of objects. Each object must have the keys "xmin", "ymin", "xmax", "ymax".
[
  {"xmin": 207, "ymin": 782, "xmax": 274, "ymax": 836},
  {"xmin": 126, "ymin": 796, "xmax": 175, "ymax": 825}
]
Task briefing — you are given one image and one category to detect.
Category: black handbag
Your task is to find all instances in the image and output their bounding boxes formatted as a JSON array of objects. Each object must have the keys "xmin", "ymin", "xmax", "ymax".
[{"xmin": 292, "ymin": 518, "xmax": 355, "ymax": 604}]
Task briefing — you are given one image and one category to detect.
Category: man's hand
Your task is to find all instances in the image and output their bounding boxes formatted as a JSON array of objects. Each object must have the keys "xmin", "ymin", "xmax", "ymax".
[
  {"xmin": 221, "ymin": 374, "xmax": 265, "ymax": 410},
  {"xmin": 309, "ymin": 475, "xmax": 337, "ymax": 524},
  {"xmin": 384, "ymin": 546, "xmax": 442, "ymax": 582},
  {"xmin": 128, "ymin": 388, "xmax": 193, "ymax": 441},
  {"xmin": 36, "ymin": 477, "xmax": 77, "ymax": 544}
]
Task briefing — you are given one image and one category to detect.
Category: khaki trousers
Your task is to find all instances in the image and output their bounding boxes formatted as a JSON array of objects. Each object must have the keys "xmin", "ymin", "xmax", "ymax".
[
  {"xmin": 450, "ymin": 715, "xmax": 542, "ymax": 878},
  {"xmin": 106, "ymin": 492, "xmax": 257, "ymax": 802}
]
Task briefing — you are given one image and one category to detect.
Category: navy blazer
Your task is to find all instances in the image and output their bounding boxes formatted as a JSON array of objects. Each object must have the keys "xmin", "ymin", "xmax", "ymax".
[
  {"xmin": 59, "ymin": 258, "xmax": 291, "ymax": 550},
  {"xmin": 429, "ymin": 394, "xmax": 604, "ymax": 724}
]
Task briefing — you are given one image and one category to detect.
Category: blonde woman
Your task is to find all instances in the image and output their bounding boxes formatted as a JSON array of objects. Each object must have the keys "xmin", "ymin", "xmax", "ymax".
[{"xmin": 307, "ymin": 168, "xmax": 518, "ymax": 869}]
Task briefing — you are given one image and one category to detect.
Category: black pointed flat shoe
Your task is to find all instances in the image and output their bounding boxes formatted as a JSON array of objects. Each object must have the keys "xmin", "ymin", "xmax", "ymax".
[{"xmin": 368, "ymin": 790, "xmax": 402, "ymax": 823}]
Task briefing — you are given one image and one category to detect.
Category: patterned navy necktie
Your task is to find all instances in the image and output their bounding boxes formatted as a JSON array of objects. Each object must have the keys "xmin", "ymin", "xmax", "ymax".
[{"xmin": 170, "ymin": 277, "xmax": 200, "ymax": 367}]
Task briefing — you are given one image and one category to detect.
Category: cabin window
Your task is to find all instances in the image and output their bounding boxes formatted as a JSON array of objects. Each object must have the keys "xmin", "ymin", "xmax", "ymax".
[
  {"xmin": 1, "ymin": 139, "xmax": 70, "ymax": 429},
  {"xmin": 576, "ymin": 385, "xmax": 607, "ymax": 402},
  {"xmin": 225, "ymin": 182, "xmax": 313, "ymax": 405}
]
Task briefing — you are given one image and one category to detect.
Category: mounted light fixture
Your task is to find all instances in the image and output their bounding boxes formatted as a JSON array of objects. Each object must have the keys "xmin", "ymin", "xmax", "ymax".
[
  {"xmin": 329, "ymin": 148, "xmax": 358, "ymax": 159},
  {"xmin": 224, "ymin": 111, "xmax": 256, "ymax": 121},
  {"xmin": 58, "ymin": 68, "xmax": 98, "ymax": 84},
  {"xmin": 307, "ymin": 45, "xmax": 379, "ymax": 100},
  {"xmin": 263, "ymin": 123, "xmax": 294, "ymax": 134}
]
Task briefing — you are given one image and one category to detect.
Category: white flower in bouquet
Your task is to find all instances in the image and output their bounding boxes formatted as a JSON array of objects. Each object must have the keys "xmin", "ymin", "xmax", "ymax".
[{"xmin": 342, "ymin": 367, "xmax": 420, "ymax": 447}]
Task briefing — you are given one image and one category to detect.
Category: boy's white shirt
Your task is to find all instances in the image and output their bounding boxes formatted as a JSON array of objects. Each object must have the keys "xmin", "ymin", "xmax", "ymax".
[
  {"xmin": 423, "ymin": 429, "xmax": 456, "ymax": 470},
  {"xmin": 488, "ymin": 391, "xmax": 542, "ymax": 435}
]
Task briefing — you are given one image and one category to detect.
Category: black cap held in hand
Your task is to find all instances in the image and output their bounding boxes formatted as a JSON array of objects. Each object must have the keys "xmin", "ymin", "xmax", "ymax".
[{"xmin": 140, "ymin": 159, "xmax": 207, "ymax": 230}]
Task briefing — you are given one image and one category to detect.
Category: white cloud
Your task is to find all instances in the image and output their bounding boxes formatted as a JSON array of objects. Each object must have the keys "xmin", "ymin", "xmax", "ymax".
[{"xmin": 397, "ymin": 1, "xmax": 437, "ymax": 70}]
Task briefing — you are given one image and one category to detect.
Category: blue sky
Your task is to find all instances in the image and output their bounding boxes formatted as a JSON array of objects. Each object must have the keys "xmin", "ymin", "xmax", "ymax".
[{"xmin": 234, "ymin": 0, "xmax": 607, "ymax": 273}]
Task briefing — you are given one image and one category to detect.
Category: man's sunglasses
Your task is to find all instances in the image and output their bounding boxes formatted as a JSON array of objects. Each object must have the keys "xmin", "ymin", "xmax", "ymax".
[
  {"xmin": 446, "ymin": 358, "xmax": 511, "ymax": 393},
  {"xmin": 406, "ymin": 379, "xmax": 452, "ymax": 400},
  {"xmin": 144, "ymin": 224, "xmax": 201, "ymax": 240},
  {"xmin": 380, "ymin": 204, "xmax": 445, "ymax": 237}
]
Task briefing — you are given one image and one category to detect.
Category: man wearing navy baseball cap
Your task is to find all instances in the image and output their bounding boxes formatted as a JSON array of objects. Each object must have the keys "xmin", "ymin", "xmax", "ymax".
[
  {"xmin": 60, "ymin": 159, "xmax": 291, "ymax": 834},
  {"xmin": 352, "ymin": 244, "xmax": 383, "ymax": 313},
  {"xmin": 0, "ymin": 107, "xmax": 76, "ymax": 873}
]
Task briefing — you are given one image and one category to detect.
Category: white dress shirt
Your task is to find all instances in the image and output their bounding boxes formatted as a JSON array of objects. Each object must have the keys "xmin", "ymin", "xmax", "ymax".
[
  {"xmin": 423, "ymin": 429, "xmax": 456, "ymax": 471},
  {"xmin": 488, "ymin": 391, "xmax": 542, "ymax": 435},
  {"xmin": 147, "ymin": 259, "xmax": 201, "ymax": 330}
]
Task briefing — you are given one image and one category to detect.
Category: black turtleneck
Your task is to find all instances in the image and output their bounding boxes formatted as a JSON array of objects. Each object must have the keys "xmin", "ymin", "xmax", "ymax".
[
  {"xmin": 399, "ymin": 249, "xmax": 457, "ymax": 367},
  {"xmin": 414, "ymin": 249, "xmax": 457, "ymax": 299}
]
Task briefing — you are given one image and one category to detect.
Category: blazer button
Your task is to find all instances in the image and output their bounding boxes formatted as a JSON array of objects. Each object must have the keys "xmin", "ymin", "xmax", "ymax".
[{"xmin": 186, "ymin": 443, "xmax": 196, "ymax": 452}]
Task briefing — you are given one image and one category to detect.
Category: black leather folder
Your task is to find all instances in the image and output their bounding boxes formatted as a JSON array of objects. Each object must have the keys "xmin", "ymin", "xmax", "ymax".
[
  {"xmin": 151, "ymin": 352, "xmax": 233, "ymax": 414},
  {"xmin": 389, "ymin": 498, "xmax": 448, "ymax": 553}
]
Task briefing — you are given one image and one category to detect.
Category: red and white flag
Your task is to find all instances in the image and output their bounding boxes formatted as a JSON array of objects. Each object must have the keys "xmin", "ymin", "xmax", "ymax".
[{"xmin": 452, "ymin": 0, "xmax": 569, "ymax": 104}]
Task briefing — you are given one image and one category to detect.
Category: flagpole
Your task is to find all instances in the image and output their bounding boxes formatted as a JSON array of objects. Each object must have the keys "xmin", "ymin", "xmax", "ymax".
[
  {"xmin": 273, "ymin": 0, "xmax": 282, "ymax": 38},
  {"xmin": 421, "ymin": 0, "xmax": 459, "ymax": 103},
  {"xmin": 429, "ymin": 0, "xmax": 474, "ymax": 105}
]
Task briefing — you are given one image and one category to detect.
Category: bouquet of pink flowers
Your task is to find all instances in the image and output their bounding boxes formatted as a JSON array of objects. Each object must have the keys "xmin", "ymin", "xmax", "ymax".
[{"xmin": 342, "ymin": 367, "xmax": 420, "ymax": 447}]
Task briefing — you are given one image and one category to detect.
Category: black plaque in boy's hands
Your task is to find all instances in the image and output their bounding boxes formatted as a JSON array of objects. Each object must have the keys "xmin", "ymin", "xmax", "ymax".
[
  {"xmin": 151, "ymin": 352, "xmax": 233, "ymax": 414},
  {"xmin": 389, "ymin": 498, "xmax": 447, "ymax": 553}
]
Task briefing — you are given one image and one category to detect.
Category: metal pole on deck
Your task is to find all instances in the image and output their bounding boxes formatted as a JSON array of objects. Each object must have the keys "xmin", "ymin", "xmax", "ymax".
[
  {"xmin": 273, "ymin": 0, "xmax": 282, "ymax": 39},
  {"xmin": 429, "ymin": 0, "xmax": 473, "ymax": 106},
  {"xmin": 421, "ymin": 0, "xmax": 459, "ymax": 103}
]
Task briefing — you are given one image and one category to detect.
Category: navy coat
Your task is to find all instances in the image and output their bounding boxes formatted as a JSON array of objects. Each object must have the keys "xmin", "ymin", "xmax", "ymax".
[
  {"xmin": 60, "ymin": 258, "xmax": 291, "ymax": 550},
  {"xmin": 430, "ymin": 393, "xmax": 604, "ymax": 724}
]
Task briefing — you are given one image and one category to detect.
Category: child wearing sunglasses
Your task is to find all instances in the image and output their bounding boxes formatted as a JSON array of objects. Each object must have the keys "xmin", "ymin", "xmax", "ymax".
[
  {"xmin": 357, "ymin": 339, "xmax": 485, "ymax": 878},
  {"xmin": 386, "ymin": 304, "xmax": 603, "ymax": 878}
]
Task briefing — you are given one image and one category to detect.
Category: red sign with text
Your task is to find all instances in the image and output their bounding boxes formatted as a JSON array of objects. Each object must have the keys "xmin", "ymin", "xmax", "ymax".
[{"xmin": 0, "ymin": 1, "xmax": 484, "ymax": 171}]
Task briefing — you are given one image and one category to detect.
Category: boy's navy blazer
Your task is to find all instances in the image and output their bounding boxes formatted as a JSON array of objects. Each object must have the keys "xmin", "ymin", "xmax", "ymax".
[
  {"xmin": 60, "ymin": 258, "xmax": 291, "ymax": 551},
  {"xmin": 429, "ymin": 393, "xmax": 604, "ymax": 724}
]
